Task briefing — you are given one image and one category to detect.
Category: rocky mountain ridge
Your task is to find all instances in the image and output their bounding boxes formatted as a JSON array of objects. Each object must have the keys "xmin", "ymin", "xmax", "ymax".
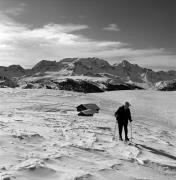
[{"xmin": 0, "ymin": 58, "xmax": 176, "ymax": 91}]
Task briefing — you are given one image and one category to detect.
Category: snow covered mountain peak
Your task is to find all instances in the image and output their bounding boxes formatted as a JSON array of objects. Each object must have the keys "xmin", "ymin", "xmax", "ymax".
[
  {"xmin": 120, "ymin": 60, "xmax": 131, "ymax": 67},
  {"xmin": 1, "ymin": 58, "xmax": 176, "ymax": 90}
]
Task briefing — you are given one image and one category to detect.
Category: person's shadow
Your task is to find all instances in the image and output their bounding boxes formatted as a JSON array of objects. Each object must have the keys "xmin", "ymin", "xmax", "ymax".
[{"xmin": 135, "ymin": 143, "xmax": 176, "ymax": 161}]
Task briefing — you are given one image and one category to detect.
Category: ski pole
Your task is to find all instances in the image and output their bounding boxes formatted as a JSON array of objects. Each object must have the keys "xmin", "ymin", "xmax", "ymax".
[
  {"xmin": 113, "ymin": 122, "xmax": 117, "ymax": 140},
  {"xmin": 130, "ymin": 122, "xmax": 132, "ymax": 142}
]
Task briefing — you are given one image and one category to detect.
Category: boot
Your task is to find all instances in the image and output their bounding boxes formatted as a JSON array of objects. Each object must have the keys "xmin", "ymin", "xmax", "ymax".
[
  {"xmin": 125, "ymin": 137, "xmax": 129, "ymax": 141},
  {"xmin": 119, "ymin": 137, "xmax": 123, "ymax": 141}
]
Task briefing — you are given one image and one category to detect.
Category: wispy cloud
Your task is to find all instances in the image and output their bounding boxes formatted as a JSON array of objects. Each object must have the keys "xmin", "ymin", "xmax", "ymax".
[
  {"xmin": 4, "ymin": 3, "xmax": 27, "ymax": 16},
  {"xmin": 103, "ymin": 23, "xmax": 120, "ymax": 32},
  {"xmin": 0, "ymin": 12, "xmax": 175, "ymax": 70},
  {"xmin": 0, "ymin": 17, "xmax": 124, "ymax": 66},
  {"xmin": 132, "ymin": 54, "xmax": 176, "ymax": 71}
]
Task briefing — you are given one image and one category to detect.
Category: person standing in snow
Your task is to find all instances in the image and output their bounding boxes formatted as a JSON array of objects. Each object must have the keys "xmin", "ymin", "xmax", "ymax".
[{"xmin": 114, "ymin": 102, "xmax": 132, "ymax": 141}]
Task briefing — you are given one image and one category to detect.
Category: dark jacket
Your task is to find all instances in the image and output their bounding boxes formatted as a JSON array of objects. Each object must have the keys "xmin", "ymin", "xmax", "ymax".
[{"xmin": 115, "ymin": 105, "xmax": 132, "ymax": 123}]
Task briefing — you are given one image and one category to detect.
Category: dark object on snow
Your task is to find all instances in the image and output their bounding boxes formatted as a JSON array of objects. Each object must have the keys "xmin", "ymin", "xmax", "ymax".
[
  {"xmin": 78, "ymin": 109, "xmax": 97, "ymax": 116},
  {"xmin": 77, "ymin": 103, "xmax": 100, "ymax": 116},
  {"xmin": 106, "ymin": 83, "xmax": 143, "ymax": 91},
  {"xmin": 77, "ymin": 103, "xmax": 100, "ymax": 112}
]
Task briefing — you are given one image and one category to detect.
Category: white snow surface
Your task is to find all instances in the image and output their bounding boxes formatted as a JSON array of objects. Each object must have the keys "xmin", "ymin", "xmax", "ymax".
[{"xmin": 0, "ymin": 89, "xmax": 176, "ymax": 180}]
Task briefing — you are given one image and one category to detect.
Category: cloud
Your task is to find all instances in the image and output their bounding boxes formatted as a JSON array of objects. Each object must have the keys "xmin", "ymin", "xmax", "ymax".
[
  {"xmin": 4, "ymin": 3, "xmax": 27, "ymax": 16},
  {"xmin": 103, "ymin": 23, "xmax": 120, "ymax": 32},
  {"xmin": 0, "ymin": 13, "xmax": 175, "ymax": 70},
  {"xmin": 0, "ymin": 18, "xmax": 124, "ymax": 67},
  {"xmin": 132, "ymin": 55, "xmax": 176, "ymax": 71}
]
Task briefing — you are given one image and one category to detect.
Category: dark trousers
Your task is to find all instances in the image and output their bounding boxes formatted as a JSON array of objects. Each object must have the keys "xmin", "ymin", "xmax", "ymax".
[{"xmin": 118, "ymin": 121, "xmax": 128, "ymax": 139}]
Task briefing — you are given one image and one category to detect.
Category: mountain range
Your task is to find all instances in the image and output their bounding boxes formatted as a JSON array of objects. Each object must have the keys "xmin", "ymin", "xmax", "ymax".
[{"xmin": 0, "ymin": 58, "xmax": 176, "ymax": 91}]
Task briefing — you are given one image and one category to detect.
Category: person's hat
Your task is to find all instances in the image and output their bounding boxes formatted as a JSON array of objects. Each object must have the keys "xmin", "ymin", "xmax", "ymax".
[{"xmin": 125, "ymin": 101, "xmax": 131, "ymax": 106}]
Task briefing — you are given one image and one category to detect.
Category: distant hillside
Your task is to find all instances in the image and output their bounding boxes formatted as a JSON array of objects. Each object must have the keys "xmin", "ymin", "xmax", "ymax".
[
  {"xmin": 0, "ymin": 65, "xmax": 25, "ymax": 78},
  {"xmin": 0, "ymin": 58, "xmax": 176, "ymax": 91},
  {"xmin": 27, "ymin": 58, "xmax": 176, "ymax": 84}
]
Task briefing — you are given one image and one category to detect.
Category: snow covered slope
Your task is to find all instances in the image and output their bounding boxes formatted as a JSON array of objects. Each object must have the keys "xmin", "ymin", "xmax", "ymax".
[{"xmin": 0, "ymin": 89, "xmax": 176, "ymax": 180}]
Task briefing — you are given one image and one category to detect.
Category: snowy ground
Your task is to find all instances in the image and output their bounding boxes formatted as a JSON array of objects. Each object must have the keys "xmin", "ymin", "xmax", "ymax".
[{"xmin": 0, "ymin": 89, "xmax": 176, "ymax": 180}]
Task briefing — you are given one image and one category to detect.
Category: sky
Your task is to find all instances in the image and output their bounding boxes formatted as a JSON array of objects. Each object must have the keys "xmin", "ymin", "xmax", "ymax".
[{"xmin": 0, "ymin": 0, "xmax": 175, "ymax": 71}]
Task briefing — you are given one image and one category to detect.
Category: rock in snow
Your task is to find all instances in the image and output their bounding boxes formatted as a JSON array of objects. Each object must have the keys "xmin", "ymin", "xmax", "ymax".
[
  {"xmin": 0, "ymin": 76, "xmax": 18, "ymax": 88},
  {"xmin": 155, "ymin": 79, "xmax": 176, "ymax": 91}
]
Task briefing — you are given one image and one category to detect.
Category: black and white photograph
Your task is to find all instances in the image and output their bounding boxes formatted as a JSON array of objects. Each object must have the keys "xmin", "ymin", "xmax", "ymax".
[{"xmin": 0, "ymin": 0, "xmax": 175, "ymax": 179}]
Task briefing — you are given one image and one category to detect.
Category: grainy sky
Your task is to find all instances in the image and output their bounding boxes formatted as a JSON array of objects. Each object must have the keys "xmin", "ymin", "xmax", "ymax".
[{"xmin": 0, "ymin": 0, "xmax": 175, "ymax": 70}]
